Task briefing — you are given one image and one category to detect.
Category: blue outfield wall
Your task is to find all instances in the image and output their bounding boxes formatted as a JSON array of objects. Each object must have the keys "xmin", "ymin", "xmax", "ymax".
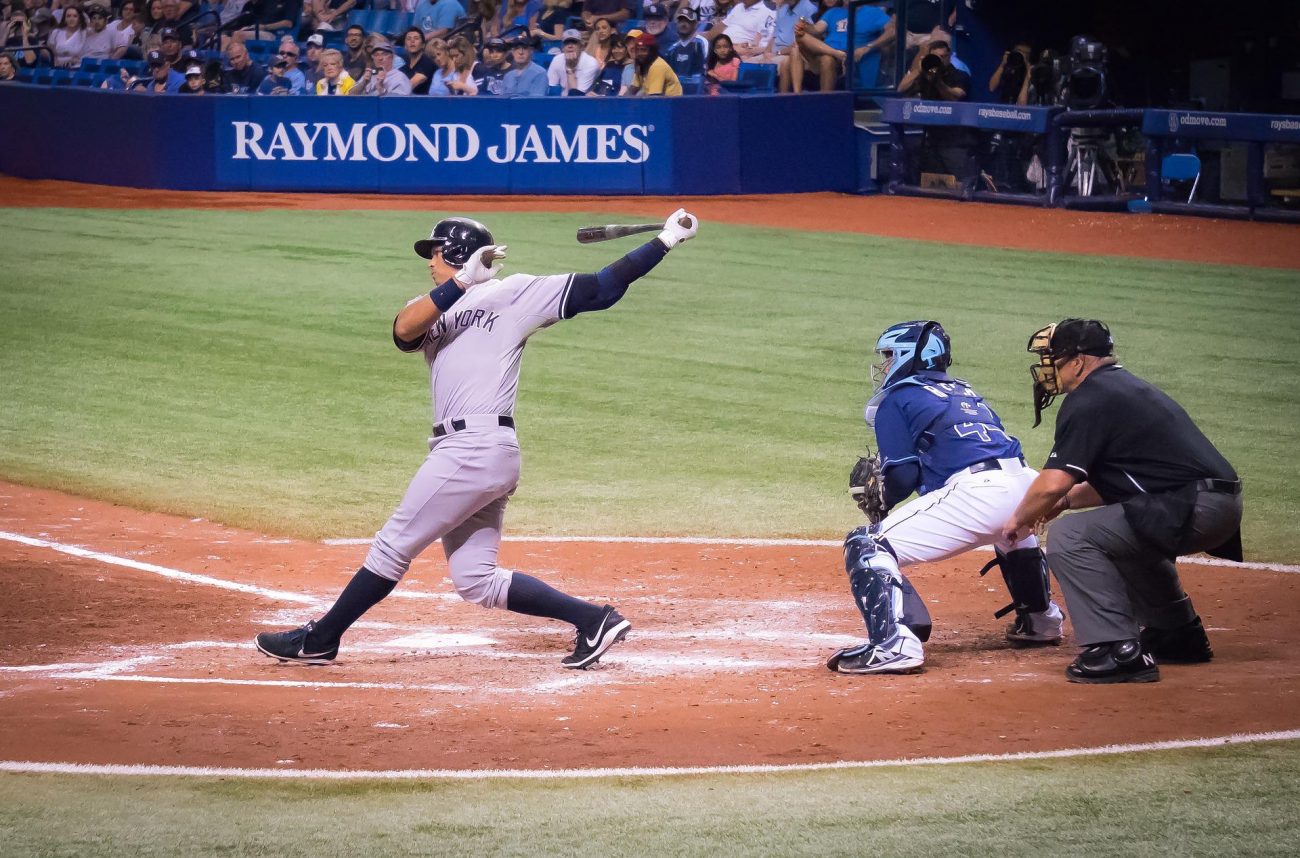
[{"xmin": 0, "ymin": 86, "xmax": 856, "ymax": 195}]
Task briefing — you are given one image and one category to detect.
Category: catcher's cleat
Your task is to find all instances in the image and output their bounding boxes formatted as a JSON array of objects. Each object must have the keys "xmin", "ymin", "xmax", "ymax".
[
  {"xmin": 1140, "ymin": 616, "xmax": 1213, "ymax": 663},
  {"xmin": 1065, "ymin": 640, "xmax": 1159, "ymax": 684},
  {"xmin": 562, "ymin": 605, "xmax": 631, "ymax": 669},
  {"xmin": 827, "ymin": 632, "xmax": 924, "ymax": 675},
  {"xmin": 254, "ymin": 621, "xmax": 338, "ymax": 665},
  {"xmin": 1006, "ymin": 602, "xmax": 1065, "ymax": 647}
]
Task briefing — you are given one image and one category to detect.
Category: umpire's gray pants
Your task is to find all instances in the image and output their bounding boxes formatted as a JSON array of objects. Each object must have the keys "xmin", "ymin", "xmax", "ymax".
[{"xmin": 1045, "ymin": 491, "xmax": 1243, "ymax": 646}]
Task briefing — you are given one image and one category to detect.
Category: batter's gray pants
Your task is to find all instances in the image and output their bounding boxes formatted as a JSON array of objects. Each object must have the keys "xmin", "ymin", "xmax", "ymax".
[{"xmin": 1045, "ymin": 491, "xmax": 1243, "ymax": 646}]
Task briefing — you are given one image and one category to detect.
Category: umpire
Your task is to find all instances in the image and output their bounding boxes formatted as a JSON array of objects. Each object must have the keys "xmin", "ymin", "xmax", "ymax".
[{"xmin": 1001, "ymin": 319, "xmax": 1242, "ymax": 684}]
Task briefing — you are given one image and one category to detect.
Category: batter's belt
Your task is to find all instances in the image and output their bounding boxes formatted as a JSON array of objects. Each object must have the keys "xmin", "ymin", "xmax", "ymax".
[{"xmin": 433, "ymin": 415, "xmax": 515, "ymax": 438}]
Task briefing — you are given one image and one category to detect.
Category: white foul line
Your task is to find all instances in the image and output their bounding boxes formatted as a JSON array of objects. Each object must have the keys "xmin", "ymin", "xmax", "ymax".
[
  {"xmin": 0, "ymin": 729, "xmax": 1296, "ymax": 781},
  {"xmin": 0, "ymin": 531, "xmax": 317, "ymax": 603}
]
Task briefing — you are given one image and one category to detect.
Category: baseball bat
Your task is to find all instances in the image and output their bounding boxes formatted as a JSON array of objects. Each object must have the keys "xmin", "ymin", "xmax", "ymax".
[{"xmin": 575, "ymin": 223, "xmax": 663, "ymax": 244}]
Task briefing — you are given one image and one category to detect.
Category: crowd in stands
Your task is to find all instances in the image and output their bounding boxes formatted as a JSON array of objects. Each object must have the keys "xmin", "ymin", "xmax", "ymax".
[{"xmin": 0, "ymin": 0, "xmax": 935, "ymax": 95}]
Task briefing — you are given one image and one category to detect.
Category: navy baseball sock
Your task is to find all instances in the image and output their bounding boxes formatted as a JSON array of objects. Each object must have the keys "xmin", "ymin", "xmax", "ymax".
[
  {"xmin": 506, "ymin": 573, "xmax": 605, "ymax": 630},
  {"xmin": 306, "ymin": 567, "xmax": 396, "ymax": 650}
]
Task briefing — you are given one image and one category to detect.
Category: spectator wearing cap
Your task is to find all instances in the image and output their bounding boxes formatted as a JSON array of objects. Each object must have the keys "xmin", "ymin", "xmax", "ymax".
[
  {"xmin": 47, "ymin": 4, "xmax": 86, "ymax": 68},
  {"xmin": 257, "ymin": 53, "xmax": 295, "ymax": 93},
  {"xmin": 156, "ymin": 26, "xmax": 183, "ymax": 65},
  {"xmin": 222, "ymin": 39, "xmax": 266, "ymax": 93},
  {"xmin": 299, "ymin": 0, "xmax": 356, "ymax": 40},
  {"xmin": 128, "ymin": 48, "xmax": 184, "ymax": 91},
  {"xmin": 179, "ymin": 61, "xmax": 206, "ymax": 93},
  {"xmin": 546, "ymin": 28, "xmax": 599, "ymax": 95},
  {"xmin": 501, "ymin": 37, "xmax": 546, "ymax": 96},
  {"xmin": 629, "ymin": 30, "xmax": 681, "ymax": 96},
  {"xmin": 640, "ymin": 3, "xmax": 675, "ymax": 51},
  {"xmin": 529, "ymin": 0, "xmax": 570, "ymax": 43},
  {"xmin": 314, "ymin": 47, "xmax": 354, "ymax": 93},
  {"xmin": 342, "ymin": 24, "xmax": 367, "ymax": 79},
  {"xmin": 301, "ymin": 32, "xmax": 325, "ymax": 86},
  {"xmin": 473, "ymin": 36, "xmax": 511, "ymax": 95},
  {"xmin": 349, "ymin": 39, "xmax": 412, "ymax": 94},
  {"xmin": 580, "ymin": 0, "xmax": 628, "ymax": 28},
  {"xmin": 581, "ymin": 16, "xmax": 615, "ymax": 65},
  {"xmin": 411, "ymin": 0, "xmax": 463, "ymax": 40},
  {"xmin": 81, "ymin": 4, "xmax": 130, "ymax": 60},
  {"xmin": 713, "ymin": 0, "xmax": 774, "ymax": 61},
  {"xmin": 400, "ymin": 27, "xmax": 435, "ymax": 93},
  {"xmin": 663, "ymin": 8, "xmax": 706, "ymax": 80}
]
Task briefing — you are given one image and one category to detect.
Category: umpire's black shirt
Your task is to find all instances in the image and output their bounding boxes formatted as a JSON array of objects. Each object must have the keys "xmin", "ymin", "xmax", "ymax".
[{"xmin": 1043, "ymin": 364, "xmax": 1236, "ymax": 505}]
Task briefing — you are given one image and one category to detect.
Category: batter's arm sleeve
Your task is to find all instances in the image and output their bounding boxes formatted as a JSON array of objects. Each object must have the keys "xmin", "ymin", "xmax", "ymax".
[{"xmin": 562, "ymin": 238, "xmax": 669, "ymax": 319}]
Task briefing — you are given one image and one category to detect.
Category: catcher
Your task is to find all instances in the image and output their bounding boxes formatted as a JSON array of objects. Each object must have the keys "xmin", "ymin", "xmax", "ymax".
[{"xmin": 827, "ymin": 320, "xmax": 1065, "ymax": 674}]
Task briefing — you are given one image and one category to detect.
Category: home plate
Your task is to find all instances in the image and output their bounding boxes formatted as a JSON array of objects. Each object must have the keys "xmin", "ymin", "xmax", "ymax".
[{"xmin": 382, "ymin": 632, "xmax": 498, "ymax": 649}]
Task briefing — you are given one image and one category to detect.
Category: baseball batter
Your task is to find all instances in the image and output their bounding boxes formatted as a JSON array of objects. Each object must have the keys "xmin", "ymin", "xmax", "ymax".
[
  {"xmin": 826, "ymin": 320, "xmax": 1065, "ymax": 675},
  {"xmin": 256, "ymin": 209, "xmax": 699, "ymax": 669}
]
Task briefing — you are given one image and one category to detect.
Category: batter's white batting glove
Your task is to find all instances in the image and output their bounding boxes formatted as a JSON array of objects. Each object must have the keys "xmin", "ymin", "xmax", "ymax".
[
  {"xmin": 658, "ymin": 208, "xmax": 699, "ymax": 250},
  {"xmin": 454, "ymin": 244, "xmax": 508, "ymax": 289}
]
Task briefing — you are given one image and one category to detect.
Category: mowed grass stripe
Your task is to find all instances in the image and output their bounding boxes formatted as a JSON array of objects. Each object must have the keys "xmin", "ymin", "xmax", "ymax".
[{"xmin": 1, "ymin": 208, "xmax": 1296, "ymax": 556}]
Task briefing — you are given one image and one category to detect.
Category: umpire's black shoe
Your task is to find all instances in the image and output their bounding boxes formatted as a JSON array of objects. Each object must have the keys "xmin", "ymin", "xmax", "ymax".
[
  {"xmin": 562, "ymin": 606, "xmax": 631, "ymax": 670},
  {"xmin": 1066, "ymin": 639, "xmax": 1159, "ymax": 684},
  {"xmin": 255, "ymin": 621, "xmax": 338, "ymax": 665},
  {"xmin": 1140, "ymin": 616, "xmax": 1213, "ymax": 663}
]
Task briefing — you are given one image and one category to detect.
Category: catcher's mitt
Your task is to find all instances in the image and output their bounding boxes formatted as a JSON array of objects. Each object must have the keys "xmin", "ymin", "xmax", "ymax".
[{"xmin": 849, "ymin": 453, "xmax": 888, "ymax": 525}]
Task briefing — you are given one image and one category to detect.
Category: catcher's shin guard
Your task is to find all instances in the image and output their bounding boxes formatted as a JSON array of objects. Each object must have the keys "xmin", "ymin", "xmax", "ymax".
[
  {"xmin": 979, "ymin": 546, "xmax": 1052, "ymax": 618},
  {"xmin": 841, "ymin": 527, "xmax": 931, "ymax": 644}
]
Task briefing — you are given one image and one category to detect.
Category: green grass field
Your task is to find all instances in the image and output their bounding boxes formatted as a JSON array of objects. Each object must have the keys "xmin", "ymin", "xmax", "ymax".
[
  {"xmin": 2, "ymin": 207, "xmax": 1299, "ymax": 855},
  {"xmin": 2, "ymin": 209, "xmax": 1298, "ymax": 556},
  {"xmin": 3, "ymin": 741, "xmax": 1300, "ymax": 856}
]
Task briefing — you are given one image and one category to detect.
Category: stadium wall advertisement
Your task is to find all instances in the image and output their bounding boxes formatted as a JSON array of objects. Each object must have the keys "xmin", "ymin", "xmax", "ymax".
[{"xmin": 0, "ymin": 86, "xmax": 857, "ymax": 195}]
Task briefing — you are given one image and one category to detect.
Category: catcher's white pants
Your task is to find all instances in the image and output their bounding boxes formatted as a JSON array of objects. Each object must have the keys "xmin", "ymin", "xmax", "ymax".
[
  {"xmin": 364, "ymin": 422, "xmax": 520, "ymax": 609},
  {"xmin": 876, "ymin": 457, "xmax": 1040, "ymax": 564}
]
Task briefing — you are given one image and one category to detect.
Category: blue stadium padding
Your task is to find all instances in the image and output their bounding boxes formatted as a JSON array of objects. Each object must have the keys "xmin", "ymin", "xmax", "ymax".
[{"xmin": 0, "ymin": 86, "xmax": 857, "ymax": 195}]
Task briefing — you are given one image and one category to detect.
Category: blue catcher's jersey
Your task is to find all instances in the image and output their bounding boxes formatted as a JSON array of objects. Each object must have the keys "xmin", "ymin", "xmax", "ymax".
[{"xmin": 870, "ymin": 371, "xmax": 1023, "ymax": 494}]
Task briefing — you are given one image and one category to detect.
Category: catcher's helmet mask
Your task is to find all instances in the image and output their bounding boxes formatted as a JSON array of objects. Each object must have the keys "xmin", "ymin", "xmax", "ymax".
[
  {"xmin": 1027, "ymin": 318, "xmax": 1114, "ymax": 426},
  {"xmin": 414, "ymin": 217, "xmax": 494, "ymax": 267},
  {"xmin": 864, "ymin": 320, "xmax": 952, "ymax": 427}
]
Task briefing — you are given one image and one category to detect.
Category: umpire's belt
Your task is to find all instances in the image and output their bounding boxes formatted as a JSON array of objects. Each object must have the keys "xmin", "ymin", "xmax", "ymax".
[
  {"xmin": 1195, "ymin": 477, "xmax": 1241, "ymax": 495},
  {"xmin": 433, "ymin": 415, "xmax": 515, "ymax": 438}
]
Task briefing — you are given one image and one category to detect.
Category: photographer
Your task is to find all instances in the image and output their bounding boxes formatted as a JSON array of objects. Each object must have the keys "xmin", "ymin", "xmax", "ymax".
[
  {"xmin": 897, "ymin": 38, "xmax": 967, "ymax": 101},
  {"xmin": 989, "ymin": 41, "xmax": 1031, "ymax": 106},
  {"xmin": 348, "ymin": 39, "xmax": 412, "ymax": 95}
]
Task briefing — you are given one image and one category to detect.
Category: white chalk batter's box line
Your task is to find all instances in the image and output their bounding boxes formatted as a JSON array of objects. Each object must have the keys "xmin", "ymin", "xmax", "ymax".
[{"xmin": 1, "ymin": 730, "xmax": 1297, "ymax": 782}]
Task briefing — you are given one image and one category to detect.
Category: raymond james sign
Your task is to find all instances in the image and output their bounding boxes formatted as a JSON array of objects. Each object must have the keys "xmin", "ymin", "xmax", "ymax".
[{"xmin": 229, "ymin": 121, "xmax": 654, "ymax": 164}]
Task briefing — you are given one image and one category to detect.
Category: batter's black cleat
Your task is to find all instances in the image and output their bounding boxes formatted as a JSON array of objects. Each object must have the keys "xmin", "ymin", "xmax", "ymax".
[
  {"xmin": 1140, "ymin": 616, "xmax": 1213, "ymax": 663},
  {"xmin": 1065, "ymin": 639, "xmax": 1159, "ymax": 684},
  {"xmin": 255, "ymin": 621, "xmax": 338, "ymax": 665},
  {"xmin": 562, "ymin": 606, "xmax": 630, "ymax": 669}
]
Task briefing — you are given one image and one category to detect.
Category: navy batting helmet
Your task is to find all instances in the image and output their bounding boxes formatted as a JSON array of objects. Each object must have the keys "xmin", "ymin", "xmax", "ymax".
[{"xmin": 414, "ymin": 217, "xmax": 493, "ymax": 266}]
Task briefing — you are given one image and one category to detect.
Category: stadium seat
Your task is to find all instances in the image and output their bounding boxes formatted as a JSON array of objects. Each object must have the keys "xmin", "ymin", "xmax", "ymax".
[
  {"xmin": 348, "ymin": 10, "xmax": 380, "ymax": 33},
  {"xmin": 16, "ymin": 67, "xmax": 35, "ymax": 82},
  {"xmin": 1162, "ymin": 153, "xmax": 1201, "ymax": 203},
  {"xmin": 72, "ymin": 73, "xmax": 96, "ymax": 86},
  {"xmin": 80, "ymin": 57, "xmax": 103, "ymax": 73},
  {"xmin": 51, "ymin": 69, "xmax": 74, "ymax": 85},
  {"xmin": 34, "ymin": 71, "xmax": 54, "ymax": 85},
  {"xmin": 737, "ymin": 62, "xmax": 776, "ymax": 93},
  {"xmin": 122, "ymin": 59, "xmax": 146, "ymax": 75}
]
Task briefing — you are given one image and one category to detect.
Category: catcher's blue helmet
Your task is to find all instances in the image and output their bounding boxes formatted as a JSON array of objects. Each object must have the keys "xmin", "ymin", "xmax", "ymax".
[{"xmin": 870, "ymin": 320, "xmax": 952, "ymax": 394}]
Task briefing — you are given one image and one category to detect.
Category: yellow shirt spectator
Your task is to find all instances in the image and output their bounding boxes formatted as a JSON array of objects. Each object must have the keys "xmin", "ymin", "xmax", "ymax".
[
  {"xmin": 633, "ymin": 56, "xmax": 682, "ymax": 96},
  {"xmin": 315, "ymin": 49, "xmax": 355, "ymax": 95}
]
